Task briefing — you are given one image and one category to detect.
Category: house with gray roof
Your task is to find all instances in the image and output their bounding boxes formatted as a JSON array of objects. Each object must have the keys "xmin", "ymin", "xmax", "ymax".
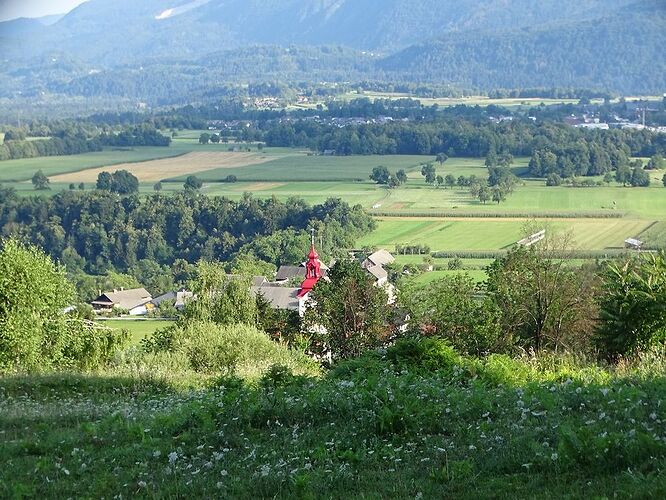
[
  {"xmin": 362, "ymin": 249, "xmax": 395, "ymax": 269},
  {"xmin": 91, "ymin": 288, "xmax": 153, "ymax": 316},
  {"xmin": 251, "ymin": 285, "xmax": 307, "ymax": 316}
]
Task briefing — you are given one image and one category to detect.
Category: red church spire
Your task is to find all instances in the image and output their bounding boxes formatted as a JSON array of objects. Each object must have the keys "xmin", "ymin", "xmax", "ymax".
[{"xmin": 298, "ymin": 229, "xmax": 322, "ymax": 297}]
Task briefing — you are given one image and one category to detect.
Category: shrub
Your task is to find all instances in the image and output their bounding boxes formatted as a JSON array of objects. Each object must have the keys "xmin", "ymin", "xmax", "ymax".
[
  {"xmin": 143, "ymin": 321, "xmax": 319, "ymax": 378},
  {"xmin": 385, "ymin": 338, "xmax": 463, "ymax": 374},
  {"xmin": 596, "ymin": 253, "xmax": 666, "ymax": 359},
  {"xmin": 399, "ymin": 274, "xmax": 507, "ymax": 356},
  {"xmin": 545, "ymin": 173, "xmax": 562, "ymax": 186}
]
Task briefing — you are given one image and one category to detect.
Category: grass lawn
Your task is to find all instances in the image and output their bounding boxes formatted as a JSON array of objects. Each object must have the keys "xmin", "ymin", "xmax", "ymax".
[
  {"xmin": 408, "ymin": 269, "xmax": 489, "ymax": 285},
  {"xmin": 100, "ymin": 319, "xmax": 172, "ymax": 346}
]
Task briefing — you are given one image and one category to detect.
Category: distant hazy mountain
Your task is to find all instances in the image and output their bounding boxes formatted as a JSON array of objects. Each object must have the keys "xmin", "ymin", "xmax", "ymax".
[
  {"xmin": 380, "ymin": 1, "xmax": 666, "ymax": 94},
  {"xmin": 0, "ymin": 0, "xmax": 663, "ymax": 99}
]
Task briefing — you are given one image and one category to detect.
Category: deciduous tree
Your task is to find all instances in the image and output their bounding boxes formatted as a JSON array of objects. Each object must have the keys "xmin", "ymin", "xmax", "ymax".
[
  {"xmin": 304, "ymin": 259, "xmax": 390, "ymax": 360},
  {"xmin": 31, "ymin": 170, "xmax": 50, "ymax": 190}
]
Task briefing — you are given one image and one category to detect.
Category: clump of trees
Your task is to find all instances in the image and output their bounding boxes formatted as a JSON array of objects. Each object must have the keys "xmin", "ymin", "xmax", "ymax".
[
  {"xmin": 0, "ymin": 239, "xmax": 127, "ymax": 371},
  {"xmin": 96, "ymin": 170, "xmax": 139, "ymax": 194},
  {"xmin": 100, "ymin": 125, "xmax": 170, "ymax": 147},
  {"xmin": 370, "ymin": 166, "xmax": 407, "ymax": 188},
  {"xmin": 31, "ymin": 170, "xmax": 50, "ymax": 190},
  {"xmin": 0, "ymin": 190, "xmax": 375, "ymax": 278}
]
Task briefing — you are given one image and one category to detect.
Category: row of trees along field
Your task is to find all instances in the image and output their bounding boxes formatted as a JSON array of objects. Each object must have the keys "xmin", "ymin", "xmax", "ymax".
[
  {"xmin": 260, "ymin": 119, "xmax": 665, "ymax": 167},
  {"xmin": 0, "ymin": 124, "xmax": 170, "ymax": 161}
]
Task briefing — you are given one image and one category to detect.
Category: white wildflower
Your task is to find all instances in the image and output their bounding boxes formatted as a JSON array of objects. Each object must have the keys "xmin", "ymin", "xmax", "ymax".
[{"xmin": 168, "ymin": 452, "xmax": 178, "ymax": 465}]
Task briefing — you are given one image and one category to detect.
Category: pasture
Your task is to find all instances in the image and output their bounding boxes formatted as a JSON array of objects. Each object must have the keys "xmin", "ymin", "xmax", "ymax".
[{"xmin": 2, "ymin": 348, "xmax": 665, "ymax": 498}]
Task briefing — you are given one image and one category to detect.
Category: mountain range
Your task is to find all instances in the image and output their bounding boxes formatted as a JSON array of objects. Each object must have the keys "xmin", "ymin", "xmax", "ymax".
[{"xmin": 0, "ymin": 0, "xmax": 664, "ymax": 103}]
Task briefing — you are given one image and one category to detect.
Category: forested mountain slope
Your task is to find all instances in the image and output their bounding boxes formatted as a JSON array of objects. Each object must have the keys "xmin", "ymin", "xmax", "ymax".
[
  {"xmin": 0, "ymin": 0, "xmax": 663, "ymax": 98},
  {"xmin": 380, "ymin": 2, "xmax": 666, "ymax": 94}
]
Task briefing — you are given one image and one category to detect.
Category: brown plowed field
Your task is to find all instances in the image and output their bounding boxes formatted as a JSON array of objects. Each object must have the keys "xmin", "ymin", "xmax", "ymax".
[{"xmin": 50, "ymin": 152, "xmax": 273, "ymax": 183}]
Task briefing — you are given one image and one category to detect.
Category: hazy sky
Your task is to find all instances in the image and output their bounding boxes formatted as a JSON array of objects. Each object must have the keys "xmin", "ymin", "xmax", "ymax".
[{"xmin": 0, "ymin": 0, "xmax": 88, "ymax": 22}]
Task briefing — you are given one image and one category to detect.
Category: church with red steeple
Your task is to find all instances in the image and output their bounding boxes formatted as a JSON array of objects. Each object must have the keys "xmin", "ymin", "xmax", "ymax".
[{"xmin": 298, "ymin": 229, "xmax": 323, "ymax": 298}]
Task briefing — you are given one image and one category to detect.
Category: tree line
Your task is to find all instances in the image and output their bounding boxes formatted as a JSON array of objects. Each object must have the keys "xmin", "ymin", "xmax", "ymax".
[
  {"xmin": 0, "ymin": 124, "xmax": 170, "ymax": 162},
  {"xmin": 261, "ymin": 119, "xmax": 665, "ymax": 171},
  {"xmin": 0, "ymin": 189, "xmax": 374, "ymax": 281}
]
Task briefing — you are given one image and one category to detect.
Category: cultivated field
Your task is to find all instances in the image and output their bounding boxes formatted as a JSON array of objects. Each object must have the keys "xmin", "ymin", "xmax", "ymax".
[
  {"xmin": 174, "ymin": 154, "xmax": 435, "ymax": 182},
  {"xmin": 50, "ymin": 152, "xmax": 274, "ymax": 183},
  {"xmin": 357, "ymin": 217, "xmax": 653, "ymax": 252},
  {"xmin": 3, "ymin": 147, "xmax": 663, "ymax": 280}
]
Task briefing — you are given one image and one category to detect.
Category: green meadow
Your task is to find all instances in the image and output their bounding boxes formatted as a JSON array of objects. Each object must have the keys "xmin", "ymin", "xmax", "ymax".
[
  {"xmin": 100, "ymin": 319, "xmax": 173, "ymax": 346},
  {"xmin": 172, "ymin": 154, "xmax": 435, "ymax": 182}
]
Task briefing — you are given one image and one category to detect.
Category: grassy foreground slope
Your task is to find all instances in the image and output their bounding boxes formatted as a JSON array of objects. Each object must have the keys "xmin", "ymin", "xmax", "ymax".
[{"xmin": 2, "ymin": 346, "xmax": 665, "ymax": 498}]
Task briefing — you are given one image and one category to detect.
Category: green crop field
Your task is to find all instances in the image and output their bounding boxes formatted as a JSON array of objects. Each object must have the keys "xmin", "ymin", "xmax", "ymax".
[
  {"xmin": 358, "ymin": 217, "xmax": 653, "ymax": 252},
  {"xmin": 173, "ymin": 154, "xmax": 435, "ymax": 182}
]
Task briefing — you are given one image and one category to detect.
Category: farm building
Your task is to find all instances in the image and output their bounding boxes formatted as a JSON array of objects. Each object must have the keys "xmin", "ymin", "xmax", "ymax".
[
  {"xmin": 362, "ymin": 249, "xmax": 395, "ymax": 269},
  {"xmin": 91, "ymin": 288, "xmax": 153, "ymax": 315},
  {"xmin": 251, "ymin": 285, "xmax": 306, "ymax": 315},
  {"xmin": 624, "ymin": 238, "xmax": 643, "ymax": 250},
  {"xmin": 365, "ymin": 264, "xmax": 389, "ymax": 285}
]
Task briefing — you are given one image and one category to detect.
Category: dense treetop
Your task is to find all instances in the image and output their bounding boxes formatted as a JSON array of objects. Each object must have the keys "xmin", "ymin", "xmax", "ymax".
[{"xmin": 0, "ymin": 190, "xmax": 375, "ymax": 276}]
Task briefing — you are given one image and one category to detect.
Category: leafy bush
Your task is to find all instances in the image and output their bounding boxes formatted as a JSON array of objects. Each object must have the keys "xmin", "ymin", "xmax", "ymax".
[
  {"xmin": 399, "ymin": 274, "xmax": 507, "ymax": 356},
  {"xmin": 0, "ymin": 239, "xmax": 127, "ymax": 371},
  {"xmin": 596, "ymin": 253, "xmax": 666, "ymax": 359},
  {"xmin": 385, "ymin": 338, "xmax": 463, "ymax": 374},
  {"xmin": 143, "ymin": 321, "xmax": 319, "ymax": 378}
]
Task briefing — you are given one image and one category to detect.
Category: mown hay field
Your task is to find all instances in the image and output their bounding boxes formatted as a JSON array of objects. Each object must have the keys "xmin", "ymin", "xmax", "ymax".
[{"xmin": 50, "ymin": 152, "xmax": 275, "ymax": 183}]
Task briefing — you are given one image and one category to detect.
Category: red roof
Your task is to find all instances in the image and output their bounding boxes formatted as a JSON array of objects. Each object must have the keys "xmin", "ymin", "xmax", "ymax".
[{"xmin": 298, "ymin": 239, "xmax": 323, "ymax": 297}]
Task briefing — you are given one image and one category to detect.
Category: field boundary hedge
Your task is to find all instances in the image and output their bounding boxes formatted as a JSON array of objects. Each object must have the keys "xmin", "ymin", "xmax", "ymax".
[
  {"xmin": 369, "ymin": 210, "xmax": 626, "ymax": 219},
  {"xmin": 430, "ymin": 249, "xmax": 649, "ymax": 259}
]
